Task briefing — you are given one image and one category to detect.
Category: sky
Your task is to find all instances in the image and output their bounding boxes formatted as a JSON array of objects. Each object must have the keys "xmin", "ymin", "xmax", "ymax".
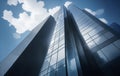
[{"xmin": 0, "ymin": 0, "xmax": 120, "ymax": 62}]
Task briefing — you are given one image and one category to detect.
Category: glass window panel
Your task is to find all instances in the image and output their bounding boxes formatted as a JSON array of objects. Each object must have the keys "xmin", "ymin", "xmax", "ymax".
[
  {"xmin": 60, "ymin": 34, "xmax": 64, "ymax": 40},
  {"xmin": 59, "ymin": 44, "xmax": 64, "ymax": 50},
  {"xmin": 95, "ymin": 50, "xmax": 108, "ymax": 66},
  {"xmin": 80, "ymin": 24, "xmax": 90, "ymax": 31},
  {"xmin": 48, "ymin": 64, "xmax": 56, "ymax": 73},
  {"xmin": 79, "ymin": 22, "xmax": 89, "ymax": 29},
  {"xmin": 81, "ymin": 23, "xmax": 96, "ymax": 32},
  {"xmin": 59, "ymin": 28, "xmax": 64, "ymax": 35},
  {"xmin": 45, "ymin": 54, "xmax": 51, "ymax": 59},
  {"xmin": 54, "ymin": 44, "xmax": 58, "ymax": 50},
  {"xmin": 40, "ymin": 69, "xmax": 47, "ymax": 76},
  {"xmin": 48, "ymin": 48, "xmax": 53, "ymax": 54},
  {"xmin": 89, "ymin": 26, "xmax": 103, "ymax": 36},
  {"xmin": 60, "ymin": 32, "xmax": 64, "ymax": 37},
  {"xmin": 86, "ymin": 38, "xmax": 93, "ymax": 43},
  {"xmin": 47, "ymin": 53, "xmax": 52, "ymax": 58},
  {"xmin": 50, "ymin": 40, "xmax": 54, "ymax": 45},
  {"xmin": 87, "ymin": 41, "xmax": 96, "ymax": 49},
  {"xmin": 50, "ymin": 53, "xmax": 57, "ymax": 65},
  {"xmin": 55, "ymin": 32, "xmax": 59, "ymax": 38},
  {"xmin": 104, "ymin": 32, "xmax": 114, "ymax": 39},
  {"xmin": 83, "ymin": 34, "xmax": 90, "ymax": 40},
  {"xmin": 41, "ymin": 58, "xmax": 50, "ymax": 71},
  {"xmin": 113, "ymin": 39, "xmax": 120, "ymax": 48},
  {"xmin": 54, "ymin": 37, "xmax": 59, "ymax": 42},
  {"xmin": 58, "ymin": 49, "xmax": 65, "ymax": 62},
  {"xmin": 57, "ymin": 66, "xmax": 66, "ymax": 76},
  {"xmin": 83, "ymin": 23, "xmax": 96, "ymax": 32},
  {"xmin": 57, "ymin": 59, "xmax": 65, "ymax": 68},
  {"xmin": 101, "ymin": 44, "xmax": 120, "ymax": 61},
  {"xmin": 55, "ymin": 27, "xmax": 60, "ymax": 32},
  {"xmin": 59, "ymin": 39, "xmax": 64, "ymax": 46},
  {"xmin": 92, "ymin": 32, "xmax": 102, "ymax": 40},
  {"xmin": 51, "ymin": 49, "xmax": 57, "ymax": 55},
  {"xmin": 94, "ymin": 35, "xmax": 107, "ymax": 45},
  {"xmin": 54, "ymin": 40, "xmax": 58, "ymax": 46},
  {"xmin": 48, "ymin": 70, "xmax": 56, "ymax": 76},
  {"xmin": 82, "ymin": 27, "xmax": 93, "ymax": 35}
]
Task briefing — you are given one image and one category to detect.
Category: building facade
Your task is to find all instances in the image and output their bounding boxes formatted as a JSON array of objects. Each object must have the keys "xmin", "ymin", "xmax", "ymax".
[{"xmin": 0, "ymin": 5, "xmax": 120, "ymax": 76}]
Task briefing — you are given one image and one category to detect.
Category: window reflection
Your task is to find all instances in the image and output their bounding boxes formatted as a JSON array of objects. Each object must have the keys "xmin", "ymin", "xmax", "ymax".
[
  {"xmin": 103, "ymin": 32, "xmax": 114, "ymax": 39},
  {"xmin": 39, "ymin": 8, "xmax": 65, "ymax": 76},
  {"xmin": 113, "ymin": 39, "xmax": 120, "ymax": 48},
  {"xmin": 40, "ymin": 69, "xmax": 47, "ymax": 76},
  {"xmin": 94, "ymin": 35, "xmax": 107, "ymax": 45},
  {"xmin": 50, "ymin": 53, "xmax": 57, "ymax": 66},
  {"xmin": 95, "ymin": 50, "xmax": 108, "ymax": 66},
  {"xmin": 101, "ymin": 44, "xmax": 120, "ymax": 61},
  {"xmin": 89, "ymin": 26, "xmax": 103, "ymax": 37},
  {"xmin": 83, "ymin": 34, "xmax": 90, "ymax": 40},
  {"xmin": 87, "ymin": 41, "xmax": 96, "ymax": 49},
  {"xmin": 58, "ymin": 49, "xmax": 65, "ymax": 62}
]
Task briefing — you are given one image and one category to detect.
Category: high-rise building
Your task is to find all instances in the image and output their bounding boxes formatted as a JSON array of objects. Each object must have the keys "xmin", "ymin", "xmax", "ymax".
[{"xmin": 0, "ymin": 5, "xmax": 120, "ymax": 76}]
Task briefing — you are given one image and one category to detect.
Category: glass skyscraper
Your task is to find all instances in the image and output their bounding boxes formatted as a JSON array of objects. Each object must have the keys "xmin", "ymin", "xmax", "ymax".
[{"xmin": 0, "ymin": 5, "xmax": 120, "ymax": 76}]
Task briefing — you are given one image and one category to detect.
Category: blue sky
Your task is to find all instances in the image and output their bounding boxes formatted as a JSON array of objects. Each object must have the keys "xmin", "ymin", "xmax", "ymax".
[{"xmin": 0, "ymin": 0, "xmax": 120, "ymax": 62}]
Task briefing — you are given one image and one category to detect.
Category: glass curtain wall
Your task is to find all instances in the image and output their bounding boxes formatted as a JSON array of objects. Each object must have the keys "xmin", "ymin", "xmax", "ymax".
[
  {"xmin": 68, "ymin": 5, "xmax": 120, "ymax": 68},
  {"xmin": 39, "ymin": 8, "xmax": 66, "ymax": 76}
]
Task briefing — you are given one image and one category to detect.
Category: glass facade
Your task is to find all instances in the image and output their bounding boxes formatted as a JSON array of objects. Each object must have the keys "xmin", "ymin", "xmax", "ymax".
[
  {"xmin": 68, "ymin": 5, "xmax": 120, "ymax": 68},
  {"xmin": 38, "ymin": 5, "xmax": 120, "ymax": 76},
  {"xmin": 39, "ymin": 8, "xmax": 66, "ymax": 76}
]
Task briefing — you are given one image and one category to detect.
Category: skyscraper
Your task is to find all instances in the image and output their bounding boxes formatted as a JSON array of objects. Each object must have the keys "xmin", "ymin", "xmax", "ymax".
[{"xmin": 0, "ymin": 5, "xmax": 120, "ymax": 76}]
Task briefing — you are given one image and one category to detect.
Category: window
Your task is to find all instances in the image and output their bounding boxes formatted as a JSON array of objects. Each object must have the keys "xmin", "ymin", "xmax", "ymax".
[
  {"xmin": 60, "ymin": 34, "xmax": 64, "ymax": 41},
  {"xmin": 40, "ymin": 69, "xmax": 47, "ymax": 76},
  {"xmin": 87, "ymin": 41, "xmax": 96, "ymax": 49},
  {"xmin": 86, "ymin": 38, "xmax": 93, "ymax": 43},
  {"xmin": 94, "ymin": 35, "xmax": 107, "ymax": 45},
  {"xmin": 50, "ymin": 53, "xmax": 57, "ymax": 66},
  {"xmin": 57, "ymin": 59, "xmax": 65, "ymax": 68},
  {"xmin": 50, "ymin": 70, "xmax": 56, "ymax": 76},
  {"xmin": 57, "ymin": 66, "xmax": 66, "ymax": 76},
  {"xmin": 41, "ymin": 58, "xmax": 50, "ymax": 71},
  {"xmin": 114, "ymin": 39, "xmax": 120, "ymax": 48},
  {"xmin": 92, "ymin": 32, "xmax": 102, "ymax": 40},
  {"xmin": 83, "ymin": 34, "xmax": 90, "ymax": 40},
  {"xmin": 82, "ymin": 27, "xmax": 93, "ymax": 35},
  {"xmin": 58, "ymin": 49, "xmax": 65, "ymax": 62},
  {"xmin": 104, "ymin": 32, "xmax": 114, "ymax": 39},
  {"xmin": 48, "ymin": 48, "xmax": 53, "ymax": 54},
  {"xmin": 54, "ymin": 44, "xmax": 58, "ymax": 50},
  {"xmin": 95, "ymin": 50, "xmax": 108, "ymax": 66},
  {"xmin": 89, "ymin": 26, "xmax": 103, "ymax": 37},
  {"xmin": 101, "ymin": 44, "xmax": 120, "ymax": 61},
  {"xmin": 59, "ymin": 39, "xmax": 64, "ymax": 46}
]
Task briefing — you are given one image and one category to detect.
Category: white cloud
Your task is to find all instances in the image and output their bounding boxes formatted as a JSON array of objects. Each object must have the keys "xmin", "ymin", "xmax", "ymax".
[
  {"xmin": 3, "ymin": 0, "xmax": 62, "ymax": 39},
  {"xmin": 64, "ymin": 1, "xmax": 72, "ymax": 8},
  {"xmin": 84, "ymin": 8, "xmax": 96, "ymax": 16},
  {"xmin": 13, "ymin": 33, "xmax": 21, "ymax": 39},
  {"xmin": 95, "ymin": 9, "xmax": 104, "ymax": 16},
  {"xmin": 99, "ymin": 18, "xmax": 108, "ymax": 24},
  {"xmin": 84, "ymin": 8, "xmax": 108, "ymax": 24},
  {"xmin": 7, "ymin": 0, "xmax": 18, "ymax": 6},
  {"xmin": 84, "ymin": 8, "xmax": 104, "ymax": 16},
  {"xmin": 3, "ymin": 0, "xmax": 49, "ymax": 34},
  {"xmin": 48, "ymin": 6, "xmax": 61, "ymax": 16}
]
